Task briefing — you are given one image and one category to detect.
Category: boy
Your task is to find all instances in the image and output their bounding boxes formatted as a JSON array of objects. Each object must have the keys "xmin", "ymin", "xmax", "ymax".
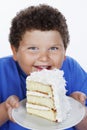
[{"xmin": 0, "ymin": 4, "xmax": 87, "ymax": 130}]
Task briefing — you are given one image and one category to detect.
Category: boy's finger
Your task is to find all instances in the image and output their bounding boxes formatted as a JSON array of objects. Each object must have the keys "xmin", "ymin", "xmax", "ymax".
[{"xmin": 8, "ymin": 107, "xmax": 15, "ymax": 122}]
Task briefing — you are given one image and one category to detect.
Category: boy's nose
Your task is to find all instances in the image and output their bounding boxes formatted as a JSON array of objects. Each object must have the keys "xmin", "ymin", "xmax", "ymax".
[{"xmin": 38, "ymin": 51, "xmax": 49, "ymax": 62}]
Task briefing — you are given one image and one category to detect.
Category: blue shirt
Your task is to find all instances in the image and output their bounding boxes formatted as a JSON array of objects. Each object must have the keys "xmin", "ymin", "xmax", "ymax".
[{"xmin": 0, "ymin": 56, "xmax": 87, "ymax": 130}]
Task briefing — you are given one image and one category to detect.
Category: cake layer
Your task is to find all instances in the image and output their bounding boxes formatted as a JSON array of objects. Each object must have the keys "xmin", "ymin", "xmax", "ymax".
[
  {"xmin": 26, "ymin": 81, "xmax": 53, "ymax": 96},
  {"xmin": 27, "ymin": 107, "xmax": 56, "ymax": 122},
  {"xmin": 27, "ymin": 94, "xmax": 55, "ymax": 109}
]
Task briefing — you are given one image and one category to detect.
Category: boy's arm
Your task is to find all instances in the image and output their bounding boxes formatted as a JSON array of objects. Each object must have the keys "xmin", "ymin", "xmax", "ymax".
[
  {"xmin": 75, "ymin": 107, "xmax": 87, "ymax": 130},
  {"xmin": 0, "ymin": 102, "xmax": 9, "ymax": 126},
  {"xmin": 70, "ymin": 91, "xmax": 87, "ymax": 130}
]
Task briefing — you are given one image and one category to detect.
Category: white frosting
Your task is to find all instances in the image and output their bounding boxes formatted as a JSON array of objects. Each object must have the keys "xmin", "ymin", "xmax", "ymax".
[{"xmin": 26, "ymin": 69, "xmax": 71, "ymax": 122}]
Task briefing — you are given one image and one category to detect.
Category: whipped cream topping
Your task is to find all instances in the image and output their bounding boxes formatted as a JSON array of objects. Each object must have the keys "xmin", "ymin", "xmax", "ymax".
[{"xmin": 26, "ymin": 69, "xmax": 71, "ymax": 122}]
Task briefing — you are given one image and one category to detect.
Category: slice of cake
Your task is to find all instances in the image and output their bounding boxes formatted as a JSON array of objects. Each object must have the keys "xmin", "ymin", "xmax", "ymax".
[{"xmin": 26, "ymin": 69, "xmax": 71, "ymax": 122}]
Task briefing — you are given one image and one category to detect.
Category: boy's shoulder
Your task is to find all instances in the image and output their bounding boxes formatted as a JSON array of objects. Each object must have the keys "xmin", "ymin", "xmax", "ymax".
[
  {"xmin": 62, "ymin": 56, "xmax": 85, "ymax": 73},
  {"xmin": 63, "ymin": 56, "xmax": 78, "ymax": 66},
  {"xmin": 0, "ymin": 55, "xmax": 16, "ymax": 69},
  {"xmin": 0, "ymin": 55, "xmax": 12, "ymax": 60},
  {"xmin": 0, "ymin": 55, "xmax": 14, "ymax": 64},
  {"xmin": 62, "ymin": 56, "xmax": 86, "ymax": 75}
]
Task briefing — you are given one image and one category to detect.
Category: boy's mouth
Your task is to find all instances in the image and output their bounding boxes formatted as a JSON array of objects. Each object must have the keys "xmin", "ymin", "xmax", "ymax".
[{"xmin": 34, "ymin": 65, "xmax": 51, "ymax": 71}]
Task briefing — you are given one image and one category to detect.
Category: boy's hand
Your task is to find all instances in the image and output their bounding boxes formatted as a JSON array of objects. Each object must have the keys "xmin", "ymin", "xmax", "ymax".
[
  {"xmin": 70, "ymin": 91, "xmax": 87, "ymax": 105},
  {"xmin": 5, "ymin": 95, "xmax": 19, "ymax": 122}
]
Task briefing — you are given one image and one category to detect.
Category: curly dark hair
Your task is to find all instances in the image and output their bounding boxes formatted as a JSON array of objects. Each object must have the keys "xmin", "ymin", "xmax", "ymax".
[{"xmin": 9, "ymin": 4, "xmax": 70, "ymax": 50}]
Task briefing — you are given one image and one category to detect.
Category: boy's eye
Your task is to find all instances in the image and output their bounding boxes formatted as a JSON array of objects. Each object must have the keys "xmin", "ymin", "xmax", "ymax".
[
  {"xmin": 49, "ymin": 47, "xmax": 58, "ymax": 50},
  {"xmin": 28, "ymin": 47, "xmax": 38, "ymax": 50}
]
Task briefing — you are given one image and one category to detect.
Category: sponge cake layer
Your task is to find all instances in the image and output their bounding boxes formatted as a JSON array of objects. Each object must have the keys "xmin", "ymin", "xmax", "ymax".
[
  {"xmin": 26, "ymin": 81, "xmax": 53, "ymax": 97},
  {"xmin": 27, "ymin": 94, "xmax": 55, "ymax": 109},
  {"xmin": 27, "ymin": 106, "xmax": 56, "ymax": 122}
]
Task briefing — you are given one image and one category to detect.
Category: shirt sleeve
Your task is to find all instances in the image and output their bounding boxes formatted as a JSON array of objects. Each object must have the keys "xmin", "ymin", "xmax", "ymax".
[{"xmin": 61, "ymin": 56, "xmax": 87, "ymax": 100}]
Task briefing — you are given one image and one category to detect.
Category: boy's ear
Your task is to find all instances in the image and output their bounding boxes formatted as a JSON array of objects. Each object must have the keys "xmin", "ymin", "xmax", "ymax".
[{"xmin": 11, "ymin": 45, "xmax": 17, "ymax": 61}]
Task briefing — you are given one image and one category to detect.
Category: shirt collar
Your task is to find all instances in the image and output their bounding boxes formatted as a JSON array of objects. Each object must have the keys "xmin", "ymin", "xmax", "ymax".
[{"xmin": 16, "ymin": 62, "xmax": 27, "ymax": 79}]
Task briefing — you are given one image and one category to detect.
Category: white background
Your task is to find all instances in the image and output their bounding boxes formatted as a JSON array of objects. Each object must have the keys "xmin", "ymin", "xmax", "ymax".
[{"xmin": 0, "ymin": 0, "xmax": 87, "ymax": 71}]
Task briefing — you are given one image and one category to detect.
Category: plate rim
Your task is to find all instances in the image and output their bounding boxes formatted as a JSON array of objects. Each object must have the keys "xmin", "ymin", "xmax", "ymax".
[{"xmin": 12, "ymin": 97, "xmax": 86, "ymax": 130}]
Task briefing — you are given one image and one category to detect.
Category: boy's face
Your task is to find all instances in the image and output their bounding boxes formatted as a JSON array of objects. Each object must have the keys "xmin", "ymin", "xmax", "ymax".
[{"xmin": 11, "ymin": 30, "xmax": 66, "ymax": 75}]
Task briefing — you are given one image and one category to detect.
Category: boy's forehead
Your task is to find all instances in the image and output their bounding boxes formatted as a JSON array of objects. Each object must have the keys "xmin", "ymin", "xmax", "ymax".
[
  {"xmin": 22, "ymin": 30, "xmax": 63, "ymax": 42},
  {"xmin": 19, "ymin": 30, "xmax": 64, "ymax": 48},
  {"xmin": 23, "ymin": 30, "xmax": 61, "ymax": 37}
]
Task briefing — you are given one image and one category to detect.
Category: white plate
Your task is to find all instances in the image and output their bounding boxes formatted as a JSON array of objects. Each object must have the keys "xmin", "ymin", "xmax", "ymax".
[{"xmin": 12, "ymin": 97, "xmax": 85, "ymax": 130}]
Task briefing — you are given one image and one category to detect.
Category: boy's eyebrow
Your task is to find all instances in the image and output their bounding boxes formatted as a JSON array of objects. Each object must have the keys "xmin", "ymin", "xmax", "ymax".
[
  {"xmin": 50, "ymin": 43, "xmax": 64, "ymax": 47},
  {"xmin": 20, "ymin": 42, "xmax": 35, "ymax": 46}
]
